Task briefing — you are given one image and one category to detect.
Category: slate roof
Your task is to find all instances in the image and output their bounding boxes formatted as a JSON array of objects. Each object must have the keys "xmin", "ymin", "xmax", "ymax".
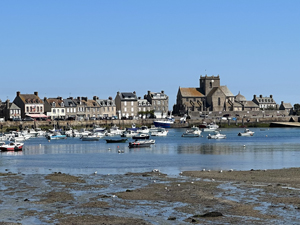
[
  {"xmin": 244, "ymin": 101, "xmax": 259, "ymax": 108},
  {"xmin": 97, "ymin": 99, "xmax": 116, "ymax": 107},
  {"xmin": 220, "ymin": 86, "xmax": 234, "ymax": 97},
  {"xmin": 63, "ymin": 99, "xmax": 77, "ymax": 107},
  {"xmin": 19, "ymin": 94, "xmax": 43, "ymax": 104},
  {"xmin": 119, "ymin": 92, "xmax": 137, "ymax": 101},
  {"xmin": 45, "ymin": 98, "xmax": 64, "ymax": 108},
  {"xmin": 179, "ymin": 88, "xmax": 204, "ymax": 97}
]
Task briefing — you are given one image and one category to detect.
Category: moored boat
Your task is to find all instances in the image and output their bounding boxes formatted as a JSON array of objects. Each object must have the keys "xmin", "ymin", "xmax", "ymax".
[
  {"xmin": 238, "ymin": 129, "xmax": 254, "ymax": 136},
  {"xmin": 81, "ymin": 134, "xmax": 100, "ymax": 141},
  {"xmin": 182, "ymin": 126, "xmax": 201, "ymax": 137},
  {"xmin": 132, "ymin": 133, "xmax": 150, "ymax": 139},
  {"xmin": 207, "ymin": 131, "xmax": 226, "ymax": 139},
  {"xmin": 151, "ymin": 128, "xmax": 168, "ymax": 136},
  {"xmin": 0, "ymin": 142, "xmax": 24, "ymax": 151},
  {"xmin": 202, "ymin": 123, "xmax": 219, "ymax": 132},
  {"xmin": 153, "ymin": 117, "xmax": 174, "ymax": 128},
  {"xmin": 105, "ymin": 138, "xmax": 128, "ymax": 143},
  {"xmin": 128, "ymin": 140, "xmax": 154, "ymax": 148}
]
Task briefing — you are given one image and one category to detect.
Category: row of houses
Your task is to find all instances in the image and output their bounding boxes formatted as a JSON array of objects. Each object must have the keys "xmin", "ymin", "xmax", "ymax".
[
  {"xmin": 0, "ymin": 90, "xmax": 169, "ymax": 121},
  {"xmin": 173, "ymin": 75, "xmax": 293, "ymax": 115}
]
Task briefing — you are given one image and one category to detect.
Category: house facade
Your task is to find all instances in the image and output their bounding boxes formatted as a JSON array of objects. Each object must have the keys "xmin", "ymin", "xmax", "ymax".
[
  {"xmin": 115, "ymin": 92, "xmax": 138, "ymax": 119},
  {"xmin": 138, "ymin": 98, "xmax": 152, "ymax": 118},
  {"xmin": 13, "ymin": 91, "xmax": 44, "ymax": 118},
  {"xmin": 94, "ymin": 96, "xmax": 116, "ymax": 119},
  {"xmin": 0, "ymin": 100, "xmax": 21, "ymax": 121},
  {"xmin": 63, "ymin": 97, "xmax": 78, "ymax": 120},
  {"xmin": 44, "ymin": 97, "xmax": 66, "ymax": 119},
  {"xmin": 144, "ymin": 90, "xmax": 168, "ymax": 118},
  {"xmin": 252, "ymin": 95, "xmax": 277, "ymax": 109}
]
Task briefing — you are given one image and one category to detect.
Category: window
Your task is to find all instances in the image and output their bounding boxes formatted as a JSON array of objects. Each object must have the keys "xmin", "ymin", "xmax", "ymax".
[
  {"xmin": 131, "ymin": 107, "xmax": 134, "ymax": 112},
  {"xmin": 67, "ymin": 108, "xmax": 69, "ymax": 113},
  {"xmin": 218, "ymin": 98, "xmax": 221, "ymax": 106},
  {"xmin": 139, "ymin": 107, "xmax": 141, "ymax": 111},
  {"xmin": 131, "ymin": 101, "xmax": 133, "ymax": 106},
  {"xmin": 124, "ymin": 108, "xmax": 127, "ymax": 112},
  {"xmin": 210, "ymin": 82, "xmax": 212, "ymax": 88},
  {"xmin": 40, "ymin": 107, "xmax": 43, "ymax": 112},
  {"xmin": 30, "ymin": 106, "xmax": 33, "ymax": 112},
  {"xmin": 53, "ymin": 109, "xmax": 56, "ymax": 113},
  {"xmin": 157, "ymin": 101, "xmax": 161, "ymax": 105},
  {"xmin": 61, "ymin": 102, "xmax": 64, "ymax": 107},
  {"xmin": 27, "ymin": 107, "xmax": 29, "ymax": 112},
  {"xmin": 124, "ymin": 102, "xmax": 127, "ymax": 106},
  {"xmin": 143, "ymin": 108, "xmax": 146, "ymax": 112},
  {"xmin": 10, "ymin": 110, "xmax": 13, "ymax": 114},
  {"xmin": 74, "ymin": 108, "xmax": 76, "ymax": 113},
  {"xmin": 62, "ymin": 109, "xmax": 64, "ymax": 113},
  {"xmin": 57, "ymin": 109, "xmax": 60, "ymax": 113},
  {"xmin": 52, "ymin": 102, "xmax": 56, "ymax": 107},
  {"xmin": 37, "ymin": 107, "xmax": 39, "ymax": 112}
]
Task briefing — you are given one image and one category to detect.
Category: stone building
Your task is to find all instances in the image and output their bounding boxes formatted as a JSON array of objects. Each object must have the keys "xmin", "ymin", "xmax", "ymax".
[
  {"xmin": 233, "ymin": 92, "xmax": 260, "ymax": 111},
  {"xmin": 94, "ymin": 96, "xmax": 116, "ymax": 119},
  {"xmin": 252, "ymin": 95, "xmax": 277, "ymax": 109},
  {"xmin": 0, "ymin": 100, "xmax": 21, "ymax": 121},
  {"xmin": 115, "ymin": 92, "xmax": 138, "ymax": 119},
  {"xmin": 279, "ymin": 101, "xmax": 293, "ymax": 115},
  {"xmin": 174, "ymin": 75, "xmax": 235, "ymax": 114},
  {"xmin": 44, "ymin": 97, "xmax": 66, "ymax": 120},
  {"xmin": 138, "ymin": 98, "xmax": 152, "ymax": 118},
  {"xmin": 63, "ymin": 97, "xmax": 78, "ymax": 120},
  {"xmin": 73, "ymin": 97, "xmax": 101, "ymax": 119},
  {"xmin": 13, "ymin": 91, "xmax": 45, "ymax": 119},
  {"xmin": 144, "ymin": 90, "xmax": 169, "ymax": 118}
]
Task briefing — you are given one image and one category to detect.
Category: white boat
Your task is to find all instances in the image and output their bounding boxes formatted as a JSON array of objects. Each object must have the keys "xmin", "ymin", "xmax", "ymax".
[
  {"xmin": 121, "ymin": 130, "xmax": 138, "ymax": 137},
  {"xmin": 132, "ymin": 133, "xmax": 150, "ymax": 139},
  {"xmin": 151, "ymin": 128, "xmax": 168, "ymax": 136},
  {"xmin": 207, "ymin": 131, "xmax": 226, "ymax": 139},
  {"xmin": 81, "ymin": 134, "xmax": 100, "ymax": 141},
  {"xmin": 0, "ymin": 142, "xmax": 24, "ymax": 151},
  {"xmin": 128, "ymin": 139, "xmax": 155, "ymax": 148},
  {"xmin": 202, "ymin": 123, "xmax": 219, "ymax": 132},
  {"xmin": 182, "ymin": 126, "xmax": 201, "ymax": 137},
  {"xmin": 107, "ymin": 125, "xmax": 124, "ymax": 136},
  {"xmin": 238, "ymin": 129, "xmax": 254, "ymax": 136},
  {"xmin": 137, "ymin": 126, "xmax": 150, "ymax": 134}
]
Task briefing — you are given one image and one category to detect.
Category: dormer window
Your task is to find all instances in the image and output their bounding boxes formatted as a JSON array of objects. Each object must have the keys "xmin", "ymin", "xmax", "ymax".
[
  {"xmin": 52, "ymin": 102, "xmax": 56, "ymax": 107},
  {"xmin": 61, "ymin": 102, "xmax": 64, "ymax": 107}
]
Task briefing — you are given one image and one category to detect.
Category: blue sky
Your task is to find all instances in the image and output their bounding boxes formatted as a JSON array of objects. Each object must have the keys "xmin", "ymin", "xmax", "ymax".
[{"xmin": 1, "ymin": 1, "xmax": 299, "ymax": 109}]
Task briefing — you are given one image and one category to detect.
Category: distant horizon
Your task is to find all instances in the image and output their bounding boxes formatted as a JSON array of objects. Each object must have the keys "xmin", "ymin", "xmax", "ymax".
[{"xmin": 1, "ymin": 1, "xmax": 299, "ymax": 108}]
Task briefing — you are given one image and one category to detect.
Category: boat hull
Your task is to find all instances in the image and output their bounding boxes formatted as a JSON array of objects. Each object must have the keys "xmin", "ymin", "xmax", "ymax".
[
  {"xmin": 105, "ymin": 139, "xmax": 127, "ymax": 143},
  {"xmin": 153, "ymin": 121, "xmax": 172, "ymax": 128}
]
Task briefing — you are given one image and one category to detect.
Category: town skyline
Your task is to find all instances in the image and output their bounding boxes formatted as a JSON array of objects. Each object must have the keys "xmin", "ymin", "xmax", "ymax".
[{"xmin": 1, "ymin": 1, "xmax": 299, "ymax": 107}]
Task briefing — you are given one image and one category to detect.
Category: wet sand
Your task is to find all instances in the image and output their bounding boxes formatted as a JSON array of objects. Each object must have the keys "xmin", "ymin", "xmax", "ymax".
[{"xmin": 1, "ymin": 168, "xmax": 300, "ymax": 224}]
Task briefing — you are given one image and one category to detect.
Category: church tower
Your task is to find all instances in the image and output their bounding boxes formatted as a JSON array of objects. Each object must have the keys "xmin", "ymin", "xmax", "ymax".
[{"xmin": 199, "ymin": 75, "xmax": 220, "ymax": 96}]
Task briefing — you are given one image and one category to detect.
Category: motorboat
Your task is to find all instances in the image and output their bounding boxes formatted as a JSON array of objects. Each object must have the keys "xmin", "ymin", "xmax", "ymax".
[
  {"xmin": 128, "ymin": 140, "xmax": 154, "ymax": 148},
  {"xmin": 238, "ymin": 129, "xmax": 255, "ymax": 136},
  {"xmin": 207, "ymin": 131, "xmax": 226, "ymax": 139},
  {"xmin": 47, "ymin": 132, "xmax": 67, "ymax": 140},
  {"xmin": 132, "ymin": 133, "xmax": 150, "ymax": 139},
  {"xmin": 151, "ymin": 128, "xmax": 168, "ymax": 136},
  {"xmin": 202, "ymin": 123, "xmax": 219, "ymax": 132},
  {"xmin": 182, "ymin": 126, "xmax": 201, "ymax": 137},
  {"xmin": 136, "ymin": 126, "xmax": 150, "ymax": 134},
  {"xmin": 106, "ymin": 125, "xmax": 124, "ymax": 136},
  {"xmin": 121, "ymin": 130, "xmax": 138, "ymax": 138},
  {"xmin": 153, "ymin": 116, "xmax": 175, "ymax": 128},
  {"xmin": 126, "ymin": 124, "xmax": 138, "ymax": 132},
  {"xmin": 81, "ymin": 134, "xmax": 100, "ymax": 141},
  {"xmin": 0, "ymin": 142, "xmax": 24, "ymax": 151},
  {"xmin": 105, "ymin": 138, "xmax": 127, "ymax": 143}
]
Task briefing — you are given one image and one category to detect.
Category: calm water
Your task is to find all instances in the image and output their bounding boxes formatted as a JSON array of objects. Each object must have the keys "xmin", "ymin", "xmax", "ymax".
[{"xmin": 1, "ymin": 127, "xmax": 300, "ymax": 175}]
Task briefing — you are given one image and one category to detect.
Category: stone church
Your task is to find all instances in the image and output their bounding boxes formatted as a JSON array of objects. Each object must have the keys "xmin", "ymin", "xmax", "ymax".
[{"xmin": 174, "ymin": 75, "xmax": 261, "ymax": 115}]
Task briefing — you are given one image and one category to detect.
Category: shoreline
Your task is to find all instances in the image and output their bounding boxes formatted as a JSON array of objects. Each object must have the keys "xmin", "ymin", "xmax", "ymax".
[{"xmin": 1, "ymin": 167, "xmax": 300, "ymax": 224}]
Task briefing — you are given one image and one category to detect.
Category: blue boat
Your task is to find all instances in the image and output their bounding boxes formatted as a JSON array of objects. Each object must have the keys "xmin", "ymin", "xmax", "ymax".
[{"xmin": 47, "ymin": 132, "xmax": 67, "ymax": 140}]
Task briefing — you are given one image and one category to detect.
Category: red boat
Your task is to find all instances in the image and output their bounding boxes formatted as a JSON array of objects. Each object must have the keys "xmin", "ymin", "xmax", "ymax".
[{"xmin": 0, "ymin": 142, "xmax": 24, "ymax": 151}]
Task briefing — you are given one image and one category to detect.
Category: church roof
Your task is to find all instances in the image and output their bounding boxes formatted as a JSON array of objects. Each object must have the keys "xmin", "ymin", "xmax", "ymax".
[{"xmin": 179, "ymin": 88, "xmax": 204, "ymax": 97}]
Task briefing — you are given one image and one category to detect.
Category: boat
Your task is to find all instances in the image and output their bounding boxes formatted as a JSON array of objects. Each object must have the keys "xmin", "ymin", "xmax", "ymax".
[
  {"xmin": 182, "ymin": 126, "xmax": 201, "ymax": 137},
  {"xmin": 0, "ymin": 142, "xmax": 24, "ymax": 151},
  {"xmin": 150, "ymin": 127, "xmax": 168, "ymax": 136},
  {"xmin": 132, "ymin": 133, "xmax": 150, "ymax": 139},
  {"xmin": 81, "ymin": 134, "xmax": 100, "ymax": 141},
  {"xmin": 105, "ymin": 138, "xmax": 128, "ymax": 143},
  {"xmin": 238, "ymin": 129, "xmax": 255, "ymax": 136},
  {"xmin": 126, "ymin": 124, "xmax": 138, "ymax": 132},
  {"xmin": 207, "ymin": 131, "xmax": 226, "ymax": 139},
  {"xmin": 121, "ymin": 130, "xmax": 138, "ymax": 137},
  {"xmin": 202, "ymin": 123, "xmax": 219, "ymax": 132},
  {"xmin": 136, "ymin": 126, "xmax": 150, "ymax": 134},
  {"xmin": 128, "ymin": 140, "xmax": 153, "ymax": 148},
  {"xmin": 47, "ymin": 132, "xmax": 67, "ymax": 140},
  {"xmin": 153, "ymin": 117, "xmax": 175, "ymax": 128},
  {"xmin": 106, "ymin": 125, "xmax": 124, "ymax": 136}
]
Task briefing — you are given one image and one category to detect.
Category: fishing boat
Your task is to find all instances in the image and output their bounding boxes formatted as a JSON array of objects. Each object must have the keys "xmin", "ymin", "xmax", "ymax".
[
  {"xmin": 238, "ymin": 129, "xmax": 255, "ymax": 136},
  {"xmin": 105, "ymin": 138, "xmax": 128, "ymax": 143},
  {"xmin": 0, "ymin": 142, "xmax": 24, "ymax": 151}
]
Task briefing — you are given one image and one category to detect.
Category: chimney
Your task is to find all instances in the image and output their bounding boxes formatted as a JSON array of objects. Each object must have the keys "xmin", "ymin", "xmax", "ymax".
[
  {"xmin": 259, "ymin": 95, "xmax": 262, "ymax": 98},
  {"xmin": 44, "ymin": 97, "xmax": 47, "ymax": 101},
  {"xmin": 68, "ymin": 97, "xmax": 73, "ymax": 100},
  {"xmin": 133, "ymin": 91, "xmax": 136, "ymax": 95},
  {"xmin": 6, "ymin": 99, "xmax": 9, "ymax": 108},
  {"xmin": 34, "ymin": 92, "xmax": 38, "ymax": 96},
  {"xmin": 93, "ymin": 96, "xmax": 97, "ymax": 101},
  {"xmin": 138, "ymin": 97, "xmax": 141, "ymax": 100},
  {"xmin": 161, "ymin": 90, "xmax": 164, "ymax": 94},
  {"xmin": 253, "ymin": 95, "xmax": 256, "ymax": 99},
  {"xmin": 270, "ymin": 95, "xmax": 273, "ymax": 98},
  {"xmin": 17, "ymin": 91, "xmax": 20, "ymax": 97},
  {"xmin": 77, "ymin": 97, "xmax": 81, "ymax": 100},
  {"xmin": 281, "ymin": 101, "xmax": 284, "ymax": 104},
  {"xmin": 109, "ymin": 96, "xmax": 112, "ymax": 100},
  {"xmin": 117, "ymin": 91, "xmax": 120, "ymax": 95},
  {"xmin": 58, "ymin": 97, "xmax": 63, "ymax": 100},
  {"xmin": 148, "ymin": 90, "xmax": 151, "ymax": 96}
]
